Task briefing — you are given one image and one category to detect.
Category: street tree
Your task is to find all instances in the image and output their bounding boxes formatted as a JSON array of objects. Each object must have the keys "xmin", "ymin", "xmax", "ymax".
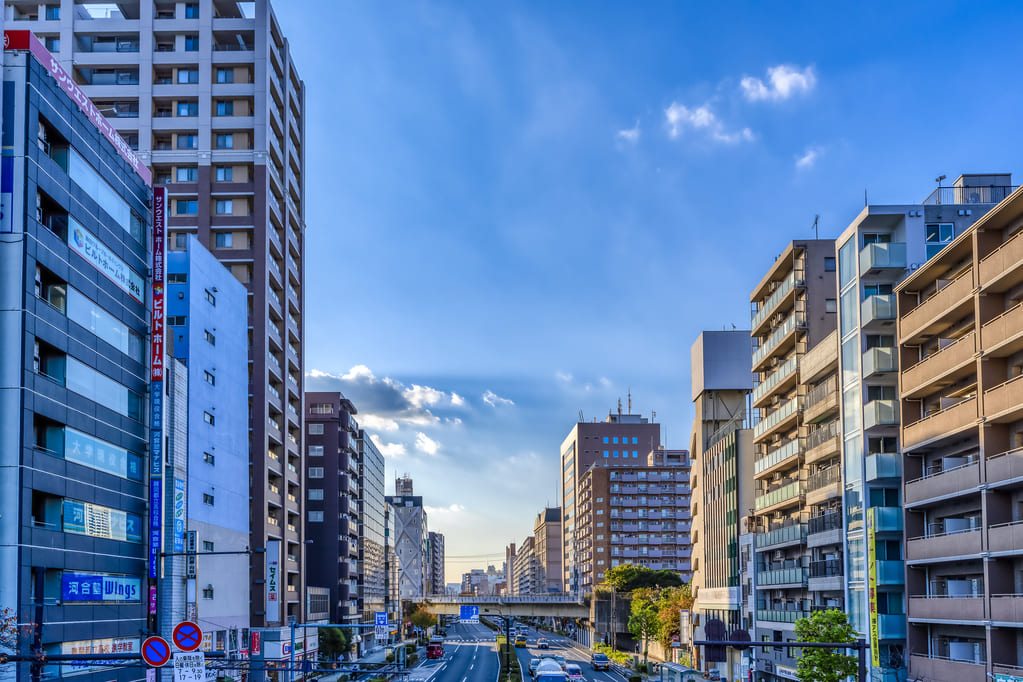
[
  {"xmin": 605, "ymin": 563, "xmax": 683, "ymax": 592},
  {"xmin": 318, "ymin": 627, "xmax": 349, "ymax": 663},
  {"xmin": 793, "ymin": 609, "xmax": 858, "ymax": 682},
  {"xmin": 627, "ymin": 588, "xmax": 661, "ymax": 665},
  {"xmin": 654, "ymin": 583, "xmax": 693, "ymax": 649},
  {"xmin": 407, "ymin": 604, "xmax": 437, "ymax": 630}
]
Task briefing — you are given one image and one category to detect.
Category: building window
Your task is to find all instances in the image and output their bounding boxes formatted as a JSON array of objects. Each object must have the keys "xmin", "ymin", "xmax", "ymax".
[
  {"xmin": 177, "ymin": 101, "xmax": 198, "ymax": 117},
  {"xmin": 633, "ymin": 451, "xmax": 639, "ymax": 457},
  {"xmin": 176, "ymin": 167, "xmax": 198, "ymax": 182},
  {"xmin": 308, "ymin": 424, "xmax": 324, "ymax": 435},
  {"xmin": 925, "ymin": 222, "xmax": 955, "ymax": 259},
  {"xmin": 603, "ymin": 451, "xmax": 609, "ymax": 458},
  {"xmin": 215, "ymin": 134, "xmax": 234, "ymax": 149},
  {"xmin": 185, "ymin": 4, "xmax": 199, "ymax": 18},
  {"xmin": 215, "ymin": 166, "xmax": 233, "ymax": 182},
  {"xmin": 824, "ymin": 256, "xmax": 836, "ymax": 271},
  {"xmin": 203, "ymin": 370, "xmax": 215, "ymax": 385},
  {"xmin": 204, "ymin": 330, "xmax": 215, "ymax": 345},
  {"xmin": 310, "ymin": 403, "xmax": 332, "ymax": 415},
  {"xmin": 173, "ymin": 233, "xmax": 188, "ymax": 249},
  {"xmin": 205, "ymin": 289, "xmax": 216, "ymax": 305},
  {"xmin": 308, "ymin": 445, "xmax": 323, "ymax": 457},
  {"xmin": 215, "ymin": 200, "xmax": 233, "ymax": 215},
  {"xmin": 203, "ymin": 411, "xmax": 215, "ymax": 425},
  {"xmin": 825, "ymin": 298, "xmax": 837, "ymax": 313},
  {"xmin": 308, "ymin": 467, "xmax": 324, "ymax": 479},
  {"xmin": 216, "ymin": 101, "xmax": 234, "ymax": 116},
  {"xmin": 603, "ymin": 436, "xmax": 609, "ymax": 444},
  {"xmin": 214, "ymin": 233, "xmax": 233, "ymax": 248},
  {"xmin": 203, "ymin": 540, "xmax": 214, "ymax": 552},
  {"xmin": 167, "ymin": 316, "xmax": 186, "ymax": 325},
  {"xmin": 203, "ymin": 452, "xmax": 215, "ymax": 465},
  {"xmin": 176, "ymin": 135, "xmax": 198, "ymax": 150},
  {"xmin": 309, "ymin": 489, "xmax": 324, "ymax": 501},
  {"xmin": 203, "ymin": 493, "xmax": 215, "ymax": 506},
  {"xmin": 184, "ymin": 36, "xmax": 199, "ymax": 51},
  {"xmin": 177, "ymin": 68, "xmax": 199, "ymax": 84},
  {"xmin": 45, "ymin": 36, "xmax": 60, "ymax": 52},
  {"xmin": 45, "ymin": 5, "xmax": 60, "ymax": 19},
  {"xmin": 202, "ymin": 585, "xmax": 214, "ymax": 599},
  {"xmin": 216, "ymin": 68, "xmax": 234, "ymax": 84},
  {"xmin": 308, "ymin": 511, "xmax": 324, "ymax": 522},
  {"xmin": 176, "ymin": 199, "xmax": 198, "ymax": 215}
]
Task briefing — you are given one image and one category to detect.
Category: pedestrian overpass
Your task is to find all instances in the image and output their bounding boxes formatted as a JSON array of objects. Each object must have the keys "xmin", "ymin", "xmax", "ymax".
[{"xmin": 422, "ymin": 595, "xmax": 589, "ymax": 618}]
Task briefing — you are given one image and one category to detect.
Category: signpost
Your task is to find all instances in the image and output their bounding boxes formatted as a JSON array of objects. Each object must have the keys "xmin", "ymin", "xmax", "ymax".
[
  {"xmin": 141, "ymin": 636, "xmax": 172, "ymax": 668},
  {"xmin": 172, "ymin": 651, "xmax": 206, "ymax": 681},
  {"xmin": 459, "ymin": 605, "xmax": 480, "ymax": 624},
  {"xmin": 375, "ymin": 612, "xmax": 389, "ymax": 642},
  {"xmin": 172, "ymin": 621, "xmax": 202, "ymax": 653}
]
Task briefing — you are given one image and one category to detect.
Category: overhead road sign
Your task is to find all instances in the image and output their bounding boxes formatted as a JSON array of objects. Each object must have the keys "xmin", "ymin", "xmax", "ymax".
[{"xmin": 460, "ymin": 605, "xmax": 480, "ymax": 623}]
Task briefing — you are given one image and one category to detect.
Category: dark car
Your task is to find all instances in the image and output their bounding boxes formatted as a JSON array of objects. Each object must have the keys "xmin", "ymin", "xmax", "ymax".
[{"xmin": 590, "ymin": 653, "xmax": 610, "ymax": 671}]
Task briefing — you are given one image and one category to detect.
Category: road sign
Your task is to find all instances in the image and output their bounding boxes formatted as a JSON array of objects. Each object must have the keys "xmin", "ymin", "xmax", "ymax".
[
  {"xmin": 375, "ymin": 611, "xmax": 388, "ymax": 641},
  {"xmin": 172, "ymin": 651, "xmax": 205, "ymax": 681},
  {"xmin": 172, "ymin": 621, "xmax": 203, "ymax": 652},
  {"xmin": 142, "ymin": 636, "xmax": 172, "ymax": 667},
  {"xmin": 459, "ymin": 605, "xmax": 480, "ymax": 624}
]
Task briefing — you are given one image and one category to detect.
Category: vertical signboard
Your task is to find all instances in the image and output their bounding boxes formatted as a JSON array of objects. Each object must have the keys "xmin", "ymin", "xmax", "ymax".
[
  {"xmin": 148, "ymin": 186, "xmax": 166, "ymax": 632},
  {"xmin": 173, "ymin": 479, "xmax": 185, "ymax": 552},
  {"xmin": 866, "ymin": 507, "xmax": 879, "ymax": 668},
  {"xmin": 266, "ymin": 540, "xmax": 280, "ymax": 623},
  {"xmin": 375, "ymin": 612, "xmax": 388, "ymax": 642}
]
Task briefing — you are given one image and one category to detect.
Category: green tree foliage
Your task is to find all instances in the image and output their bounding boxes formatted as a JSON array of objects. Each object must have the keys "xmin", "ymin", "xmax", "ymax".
[
  {"xmin": 318, "ymin": 627, "xmax": 349, "ymax": 662},
  {"xmin": 605, "ymin": 563, "xmax": 684, "ymax": 592},
  {"xmin": 407, "ymin": 603, "xmax": 438, "ymax": 630},
  {"xmin": 793, "ymin": 609, "xmax": 858, "ymax": 682},
  {"xmin": 654, "ymin": 583, "xmax": 693, "ymax": 649},
  {"xmin": 627, "ymin": 588, "xmax": 661, "ymax": 664}
]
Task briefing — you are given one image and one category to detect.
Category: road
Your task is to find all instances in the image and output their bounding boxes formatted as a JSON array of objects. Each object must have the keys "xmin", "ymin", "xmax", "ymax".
[
  {"xmin": 508, "ymin": 623, "xmax": 624, "ymax": 682},
  {"xmin": 408, "ymin": 621, "xmax": 500, "ymax": 682}
]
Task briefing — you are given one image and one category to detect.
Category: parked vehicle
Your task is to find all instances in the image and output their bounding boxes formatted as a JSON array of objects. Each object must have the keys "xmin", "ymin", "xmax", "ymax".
[
  {"xmin": 426, "ymin": 644, "xmax": 444, "ymax": 659},
  {"xmin": 566, "ymin": 664, "xmax": 584, "ymax": 682},
  {"xmin": 589, "ymin": 653, "xmax": 610, "ymax": 671},
  {"xmin": 537, "ymin": 638, "xmax": 550, "ymax": 649}
]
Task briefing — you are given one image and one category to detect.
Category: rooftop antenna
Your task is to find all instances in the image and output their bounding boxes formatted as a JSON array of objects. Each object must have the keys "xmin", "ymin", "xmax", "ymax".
[
  {"xmin": 628, "ymin": 389, "xmax": 632, "ymax": 413},
  {"xmin": 579, "ymin": 410, "xmax": 584, "ymax": 423},
  {"xmin": 935, "ymin": 174, "xmax": 947, "ymax": 204},
  {"xmin": 812, "ymin": 214, "xmax": 820, "ymax": 239},
  {"xmin": 617, "ymin": 398, "xmax": 623, "ymax": 416}
]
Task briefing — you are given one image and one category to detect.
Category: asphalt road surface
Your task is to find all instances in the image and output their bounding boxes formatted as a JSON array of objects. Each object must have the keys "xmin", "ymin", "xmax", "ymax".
[
  {"xmin": 407, "ymin": 621, "xmax": 501, "ymax": 682},
  {"xmin": 509, "ymin": 623, "xmax": 623, "ymax": 682}
]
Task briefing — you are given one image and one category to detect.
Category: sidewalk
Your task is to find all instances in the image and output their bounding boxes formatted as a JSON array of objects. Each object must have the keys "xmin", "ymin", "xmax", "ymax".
[{"xmin": 315, "ymin": 639, "xmax": 420, "ymax": 681}]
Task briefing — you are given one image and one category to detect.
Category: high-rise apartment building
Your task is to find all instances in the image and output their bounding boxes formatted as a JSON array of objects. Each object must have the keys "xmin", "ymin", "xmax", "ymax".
[
  {"xmin": 0, "ymin": 31, "xmax": 152, "ymax": 681},
  {"xmin": 9, "ymin": 0, "xmax": 309, "ymax": 626},
  {"xmin": 894, "ymin": 186, "xmax": 1023, "ymax": 682},
  {"xmin": 834, "ymin": 174, "xmax": 1013, "ymax": 680},
  {"xmin": 304, "ymin": 392, "xmax": 360, "ymax": 624},
  {"xmin": 575, "ymin": 450, "xmax": 692, "ymax": 593},
  {"xmin": 428, "ymin": 531, "xmax": 446, "ymax": 595},
  {"xmin": 386, "ymin": 476, "xmax": 429, "ymax": 599},
  {"xmin": 513, "ymin": 536, "xmax": 539, "ymax": 596},
  {"xmin": 748, "ymin": 240, "xmax": 837, "ymax": 682},
  {"xmin": 689, "ymin": 331, "xmax": 753, "ymax": 680},
  {"xmin": 533, "ymin": 508, "xmax": 563, "ymax": 594},
  {"xmin": 561, "ymin": 409, "xmax": 661, "ymax": 594},
  {"xmin": 505, "ymin": 543, "xmax": 517, "ymax": 596},
  {"xmin": 165, "ymin": 235, "xmax": 249, "ymax": 661},
  {"xmin": 357, "ymin": 429, "xmax": 386, "ymax": 639}
]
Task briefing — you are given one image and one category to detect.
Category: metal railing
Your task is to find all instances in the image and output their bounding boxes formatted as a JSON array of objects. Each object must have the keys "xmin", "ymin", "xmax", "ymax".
[
  {"xmin": 807, "ymin": 465, "xmax": 841, "ymax": 492},
  {"xmin": 809, "ymin": 558, "xmax": 843, "ymax": 578},
  {"xmin": 806, "ymin": 419, "xmax": 840, "ymax": 450},
  {"xmin": 752, "ymin": 272, "xmax": 799, "ymax": 330},
  {"xmin": 808, "ymin": 510, "xmax": 842, "ymax": 535},
  {"xmin": 804, "ymin": 377, "xmax": 837, "ymax": 410},
  {"xmin": 923, "ymin": 185, "xmax": 1018, "ymax": 205}
]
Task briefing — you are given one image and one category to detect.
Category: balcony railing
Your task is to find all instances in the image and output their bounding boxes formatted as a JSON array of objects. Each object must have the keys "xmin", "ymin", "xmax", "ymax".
[
  {"xmin": 861, "ymin": 294, "xmax": 896, "ymax": 326},
  {"xmin": 753, "ymin": 395, "xmax": 800, "ymax": 440},
  {"xmin": 758, "ymin": 567, "xmax": 808, "ymax": 586},
  {"xmin": 755, "ymin": 480, "xmax": 804, "ymax": 512},
  {"xmin": 752, "ymin": 313, "xmax": 800, "ymax": 368},
  {"xmin": 859, "ymin": 242, "xmax": 907, "ymax": 275},
  {"xmin": 756, "ymin": 523, "xmax": 806, "ymax": 549},
  {"xmin": 755, "ymin": 438, "xmax": 801, "ymax": 476},
  {"xmin": 757, "ymin": 609, "xmax": 809, "ymax": 624},
  {"xmin": 923, "ymin": 185, "xmax": 1017, "ymax": 205},
  {"xmin": 752, "ymin": 272, "xmax": 798, "ymax": 330},
  {"xmin": 808, "ymin": 510, "xmax": 842, "ymax": 535},
  {"xmin": 805, "ymin": 377, "xmax": 837, "ymax": 411},
  {"xmin": 806, "ymin": 465, "xmax": 841, "ymax": 492},
  {"xmin": 809, "ymin": 558, "xmax": 843, "ymax": 578},
  {"xmin": 806, "ymin": 419, "xmax": 840, "ymax": 451},
  {"xmin": 752, "ymin": 356, "xmax": 798, "ymax": 405}
]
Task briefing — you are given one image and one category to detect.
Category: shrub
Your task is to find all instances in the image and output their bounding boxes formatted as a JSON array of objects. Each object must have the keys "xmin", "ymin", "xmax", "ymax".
[
  {"xmin": 629, "ymin": 675, "xmax": 642, "ymax": 682},
  {"xmin": 407, "ymin": 654, "xmax": 419, "ymax": 667},
  {"xmin": 384, "ymin": 653, "xmax": 395, "ymax": 663}
]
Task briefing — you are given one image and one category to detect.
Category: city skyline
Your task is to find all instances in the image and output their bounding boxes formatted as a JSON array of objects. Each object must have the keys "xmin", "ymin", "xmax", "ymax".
[{"xmin": 280, "ymin": 0, "xmax": 1023, "ymax": 582}]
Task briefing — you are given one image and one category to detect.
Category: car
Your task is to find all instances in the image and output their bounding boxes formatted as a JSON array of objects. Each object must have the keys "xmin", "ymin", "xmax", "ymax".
[
  {"xmin": 566, "ymin": 664, "xmax": 584, "ymax": 682},
  {"xmin": 555, "ymin": 656, "xmax": 566, "ymax": 670},
  {"xmin": 589, "ymin": 653, "xmax": 610, "ymax": 671},
  {"xmin": 537, "ymin": 638, "xmax": 550, "ymax": 649},
  {"xmin": 426, "ymin": 644, "xmax": 444, "ymax": 659},
  {"xmin": 704, "ymin": 669, "xmax": 721, "ymax": 681},
  {"xmin": 515, "ymin": 634, "xmax": 528, "ymax": 647},
  {"xmin": 529, "ymin": 659, "xmax": 541, "ymax": 677}
]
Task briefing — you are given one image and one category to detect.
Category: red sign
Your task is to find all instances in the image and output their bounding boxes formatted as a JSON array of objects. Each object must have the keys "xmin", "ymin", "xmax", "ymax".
[
  {"xmin": 141, "ymin": 636, "xmax": 171, "ymax": 667},
  {"xmin": 150, "ymin": 187, "xmax": 166, "ymax": 380},
  {"xmin": 172, "ymin": 621, "xmax": 203, "ymax": 652},
  {"xmin": 251, "ymin": 631, "xmax": 261, "ymax": 656},
  {"xmin": 3, "ymin": 31, "xmax": 151, "ymax": 185}
]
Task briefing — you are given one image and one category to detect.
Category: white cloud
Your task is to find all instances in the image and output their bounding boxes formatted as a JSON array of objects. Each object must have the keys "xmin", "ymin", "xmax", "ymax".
[
  {"xmin": 370, "ymin": 434, "xmax": 407, "ymax": 458},
  {"xmin": 616, "ymin": 121, "xmax": 640, "ymax": 143},
  {"xmin": 342, "ymin": 364, "xmax": 376, "ymax": 381},
  {"xmin": 404, "ymin": 384, "xmax": 448, "ymax": 408},
  {"xmin": 360, "ymin": 414, "xmax": 400, "ymax": 432},
  {"xmin": 482, "ymin": 390, "xmax": 515, "ymax": 407},
  {"xmin": 795, "ymin": 147, "xmax": 819, "ymax": 170},
  {"xmin": 451, "ymin": 393, "xmax": 466, "ymax": 407},
  {"xmin": 741, "ymin": 65, "xmax": 816, "ymax": 102},
  {"xmin": 425, "ymin": 504, "xmax": 466, "ymax": 515},
  {"xmin": 664, "ymin": 102, "xmax": 754, "ymax": 144},
  {"xmin": 415, "ymin": 432, "xmax": 440, "ymax": 455},
  {"xmin": 555, "ymin": 371, "xmax": 574, "ymax": 384}
]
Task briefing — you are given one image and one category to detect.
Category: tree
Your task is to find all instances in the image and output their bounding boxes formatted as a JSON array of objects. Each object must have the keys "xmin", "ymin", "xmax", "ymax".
[
  {"xmin": 605, "ymin": 563, "xmax": 683, "ymax": 592},
  {"xmin": 793, "ymin": 609, "xmax": 858, "ymax": 682},
  {"xmin": 318, "ymin": 628, "xmax": 349, "ymax": 662},
  {"xmin": 407, "ymin": 603, "xmax": 437, "ymax": 630},
  {"xmin": 654, "ymin": 583, "xmax": 693, "ymax": 649},
  {"xmin": 627, "ymin": 588, "xmax": 661, "ymax": 665}
]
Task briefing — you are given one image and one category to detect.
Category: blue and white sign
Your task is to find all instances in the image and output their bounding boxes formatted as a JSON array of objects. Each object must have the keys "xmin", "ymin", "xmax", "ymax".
[
  {"xmin": 459, "ymin": 605, "xmax": 479, "ymax": 624},
  {"xmin": 62, "ymin": 574, "xmax": 141, "ymax": 602},
  {"xmin": 173, "ymin": 479, "xmax": 185, "ymax": 552},
  {"xmin": 375, "ymin": 611, "xmax": 388, "ymax": 641}
]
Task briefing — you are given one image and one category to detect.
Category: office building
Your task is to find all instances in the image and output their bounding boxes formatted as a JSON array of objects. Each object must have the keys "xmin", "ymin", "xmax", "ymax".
[
  {"xmin": 834, "ymin": 174, "xmax": 1013, "ymax": 680},
  {"xmin": 895, "ymin": 186, "xmax": 1023, "ymax": 681},
  {"xmin": 0, "ymin": 31, "xmax": 152, "ymax": 680},
  {"xmin": 386, "ymin": 476, "xmax": 429, "ymax": 599},
  {"xmin": 428, "ymin": 531, "xmax": 446, "ymax": 596},
  {"xmin": 165, "ymin": 235, "xmax": 248, "ymax": 659},
  {"xmin": 304, "ymin": 392, "xmax": 360, "ymax": 624},
  {"xmin": 9, "ymin": 0, "xmax": 310, "ymax": 626},
  {"xmin": 533, "ymin": 508, "xmax": 564, "ymax": 593},
  {"xmin": 357, "ymin": 429, "xmax": 387, "ymax": 637},
  {"xmin": 688, "ymin": 331, "xmax": 753, "ymax": 680},
  {"xmin": 561, "ymin": 406, "xmax": 661, "ymax": 594},
  {"xmin": 748, "ymin": 240, "xmax": 837, "ymax": 681}
]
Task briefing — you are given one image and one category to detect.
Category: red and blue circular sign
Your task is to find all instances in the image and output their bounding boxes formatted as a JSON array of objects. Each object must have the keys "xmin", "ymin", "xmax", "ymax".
[
  {"xmin": 172, "ymin": 620, "xmax": 203, "ymax": 652},
  {"xmin": 141, "ymin": 636, "xmax": 171, "ymax": 667}
]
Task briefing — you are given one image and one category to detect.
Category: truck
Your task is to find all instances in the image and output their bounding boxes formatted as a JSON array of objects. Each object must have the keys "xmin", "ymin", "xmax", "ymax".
[
  {"xmin": 426, "ymin": 643, "xmax": 444, "ymax": 659},
  {"xmin": 534, "ymin": 659, "xmax": 569, "ymax": 682}
]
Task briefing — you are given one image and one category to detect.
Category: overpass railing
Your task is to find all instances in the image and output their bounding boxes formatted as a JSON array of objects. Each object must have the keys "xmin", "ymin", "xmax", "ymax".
[{"xmin": 424, "ymin": 595, "xmax": 586, "ymax": 605}]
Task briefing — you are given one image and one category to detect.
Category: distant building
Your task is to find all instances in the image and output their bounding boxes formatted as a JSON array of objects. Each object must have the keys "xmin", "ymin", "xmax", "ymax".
[
  {"xmin": 505, "ymin": 543, "xmax": 517, "ymax": 595},
  {"xmin": 357, "ymin": 430, "xmax": 387, "ymax": 636},
  {"xmin": 386, "ymin": 476, "xmax": 429, "ymax": 599},
  {"xmin": 533, "ymin": 508, "xmax": 563, "ymax": 593},
  {"xmin": 428, "ymin": 531, "xmax": 446, "ymax": 595},
  {"xmin": 513, "ymin": 536, "xmax": 539, "ymax": 595}
]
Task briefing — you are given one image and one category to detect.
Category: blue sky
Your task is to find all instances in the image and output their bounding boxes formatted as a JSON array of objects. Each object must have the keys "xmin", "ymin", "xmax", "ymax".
[{"xmin": 277, "ymin": 1, "xmax": 1023, "ymax": 582}]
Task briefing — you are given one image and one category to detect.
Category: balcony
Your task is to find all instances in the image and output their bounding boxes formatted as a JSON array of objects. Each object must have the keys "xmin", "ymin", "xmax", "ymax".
[
  {"xmin": 983, "ymin": 374, "xmax": 1023, "ymax": 423},
  {"xmin": 875, "ymin": 560, "xmax": 905, "ymax": 586},
  {"xmin": 808, "ymin": 559, "xmax": 843, "ymax": 592},
  {"xmin": 903, "ymin": 397, "xmax": 978, "ymax": 450},
  {"xmin": 756, "ymin": 523, "xmax": 806, "ymax": 551},
  {"xmin": 859, "ymin": 241, "xmax": 906, "ymax": 276},
  {"xmin": 876, "ymin": 614, "xmax": 906, "ymax": 640},
  {"xmin": 900, "ymin": 269, "xmax": 975, "ymax": 344},
  {"xmin": 755, "ymin": 480, "xmax": 804, "ymax": 514},
  {"xmin": 752, "ymin": 272, "xmax": 799, "ymax": 334},
  {"xmin": 756, "ymin": 609, "xmax": 809, "ymax": 624},
  {"xmin": 754, "ymin": 438, "xmax": 802, "ymax": 478},
  {"xmin": 863, "ymin": 399, "xmax": 898, "ymax": 430},
  {"xmin": 752, "ymin": 356, "xmax": 798, "ymax": 407},
  {"xmin": 907, "ymin": 528, "xmax": 982, "ymax": 562},
  {"xmin": 808, "ymin": 511, "xmax": 842, "ymax": 548},
  {"xmin": 804, "ymin": 420, "xmax": 840, "ymax": 465},
  {"xmin": 757, "ymin": 567, "xmax": 808, "ymax": 587},
  {"xmin": 752, "ymin": 312, "xmax": 802, "ymax": 372},
  {"xmin": 861, "ymin": 294, "xmax": 896, "ymax": 329},
  {"xmin": 805, "ymin": 465, "xmax": 841, "ymax": 506},
  {"xmin": 862, "ymin": 347, "xmax": 897, "ymax": 378},
  {"xmin": 909, "ymin": 655, "xmax": 986, "ymax": 682},
  {"xmin": 901, "ymin": 333, "xmax": 977, "ymax": 398},
  {"xmin": 923, "ymin": 184, "xmax": 1017, "ymax": 205},
  {"xmin": 986, "ymin": 449, "xmax": 1023, "ymax": 487},
  {"xmin": 981, "ymin": 303, "xmax": 1023, "ymax": 357},
  {"xmin": 865, "ymin": 452, "xmax": 902, "ymax": 482},
  {"xmin": 991, "ymin": 594, "xmax": 1023, "ymax": 622},
  {"xmin": 753, "ymin": 395, "xmax": 801, "ymax": 442},
  {"xmin": 803, "ymin": 378, "xmax": 838, "ymax": 424},
  {"xmin": 989, "ymin": 519, "xmax": 1023, "ymax": 554},
  {"xmin": 979, "ymin": 227, "xmax": 1023, "ymax": 292},
  {"xmin": 905, "ymin": 461, "xmax": 980, "ymax": 506},
  {"xmin": 908, "ymin": 596, "xmax": 984, "ymax": 622},
  {"xmin": 870, "ymin": 507, "xmax": 904, "ymax": 534}
]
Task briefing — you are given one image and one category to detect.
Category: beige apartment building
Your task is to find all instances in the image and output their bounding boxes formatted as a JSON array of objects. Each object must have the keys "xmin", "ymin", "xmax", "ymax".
[
  {"xmin": 7, "ymin": 0, "xmax": 309, "ymax": 626},
  {"xmin": 896, "ymin": 186, "xmax": 1023, "ymax": 682},
  {"xmin": 533, "ymin": 508, "xmax": 564, "ymax": 594},
  {"xmin": 748, "ymin": 241, "xmax": 838, "ymax": 681}
]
